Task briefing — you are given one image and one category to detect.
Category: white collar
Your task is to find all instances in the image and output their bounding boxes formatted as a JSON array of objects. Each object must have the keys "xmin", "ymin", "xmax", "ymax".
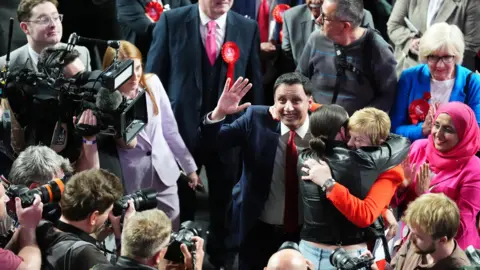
[
  {"xmin": 280, "ymin": 115, "xmax": 310, "ymax": 139},
  {"xmin": 198, "ymin": 5, "xmax": 227, "ymax": 30}
]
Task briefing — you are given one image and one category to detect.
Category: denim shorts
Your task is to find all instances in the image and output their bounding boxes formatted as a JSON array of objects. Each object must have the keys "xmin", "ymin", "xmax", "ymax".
[{"xmin": 299, "ymin": 240, "xmax": 368, "ymax": 270}]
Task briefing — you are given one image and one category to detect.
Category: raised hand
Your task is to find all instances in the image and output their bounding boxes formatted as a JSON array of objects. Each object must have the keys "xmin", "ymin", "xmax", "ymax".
[
  {"xmin": 415, "ymin": 163, "xmax": 432, "ymax": 196},
  {"xmin": 211, "ymin": 77, "xmax": 252, "ymax": 120},
  {"xmin": 400, "ymin": 158, "xmax": 415, "ymax": 190}
]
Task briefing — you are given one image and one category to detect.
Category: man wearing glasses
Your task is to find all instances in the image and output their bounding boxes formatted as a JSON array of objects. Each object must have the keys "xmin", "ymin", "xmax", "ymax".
[
  {"xmin": 0, "ymin": 0, "xmax": 91, "ymax": 72},
  {"xmin": 296, "ymin": 0, "xmax": 396, "ymax": 116}
]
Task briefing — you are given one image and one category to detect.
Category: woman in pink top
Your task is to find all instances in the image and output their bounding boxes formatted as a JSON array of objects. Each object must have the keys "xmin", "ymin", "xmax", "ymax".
[{"xmin": 393, "ymin": 102, "xmax": 480, "ymax": 249}]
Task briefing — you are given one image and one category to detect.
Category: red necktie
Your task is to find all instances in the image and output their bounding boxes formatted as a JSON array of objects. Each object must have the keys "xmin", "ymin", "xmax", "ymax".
[
  {"xmin": 258, "ymin": 0, "xmax": 270, "ymax": 42},
  {"xmin": 284, "ymin": 130, "xmax": 299, "ymax": 232}
]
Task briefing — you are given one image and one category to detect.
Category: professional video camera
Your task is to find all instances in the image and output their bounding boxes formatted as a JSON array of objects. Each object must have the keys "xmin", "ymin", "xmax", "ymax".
[
  {"xmin": 112, "ymin": 187, "xmax": 158, "ymax": 216},
  {"xmin": 330, "ymin": 248, "xmax": 375, "ymax": 270},
  {"xmin": 2, "ymin": 176, "xmax": 69, "ymax": 222},
  {"xmin": 164, "ymin": 221, "xmax": 204, "ymax": 264},
  {"xmin": 0, "ymin": 32, "xmax": 148, "ymax": 144}
]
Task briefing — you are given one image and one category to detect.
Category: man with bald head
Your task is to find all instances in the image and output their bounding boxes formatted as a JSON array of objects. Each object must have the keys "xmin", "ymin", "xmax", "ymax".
[{"xmin": 265, "ymin": 249, "xmax": 313, "ymax": 270}]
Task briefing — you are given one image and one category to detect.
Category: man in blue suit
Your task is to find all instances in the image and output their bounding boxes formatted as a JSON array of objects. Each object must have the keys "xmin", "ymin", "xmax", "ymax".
[
  {"xmin": 145, "ymin": 0, "xmax": 263, "ymax": 268},
  {"xmin": 116, "ymin": 0, "xmax": 192, "ymax": 60},
  {"xmin": 199, "ymin": 72, "xmax": 312, "ymax": 270}
]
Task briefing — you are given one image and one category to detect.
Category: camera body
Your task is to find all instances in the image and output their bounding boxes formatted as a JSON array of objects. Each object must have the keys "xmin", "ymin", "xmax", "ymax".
[
  {"xmin": 330, "ymin": 248, "xmax": 374, "ymax": 270},
  {"xmin": 112, "ymin": 188, "xmax": 158, "ymax": 216},
  {"xmin": 164, "ymin": 221, "xmax": 203, "ymax": 263}
]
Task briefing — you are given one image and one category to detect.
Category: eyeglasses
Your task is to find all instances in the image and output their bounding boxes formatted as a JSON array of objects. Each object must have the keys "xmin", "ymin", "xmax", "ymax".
[
  {"xmin": 319, "ymin": 12, "xmax": 350, "ymax": 24},
  {"xmin": 426, "ymin": 55, "xmax": 455, "ymax": 64},
  {"xmin": 26, "ymin": 14, "xmax": 63, "ymax": 25}
]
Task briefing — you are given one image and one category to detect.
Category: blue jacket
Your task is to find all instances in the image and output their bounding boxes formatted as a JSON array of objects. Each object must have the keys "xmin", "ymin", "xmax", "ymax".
[{"xmin": 390, "ymin": 64, "xmax": 480, "ymax": 141}]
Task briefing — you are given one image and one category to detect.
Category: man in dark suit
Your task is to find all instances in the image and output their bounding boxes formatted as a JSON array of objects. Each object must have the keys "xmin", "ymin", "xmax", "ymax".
[
  {"xmin": 145, "ymin": 1, "xmax": 263, "ymax": 268},
  {"xmin": 199, "ymin": 73, "xmax": 312, "ymax": 270},
  {"xmin": 116, "ymin": 0, "xmax": 192, "ymax": 61}
]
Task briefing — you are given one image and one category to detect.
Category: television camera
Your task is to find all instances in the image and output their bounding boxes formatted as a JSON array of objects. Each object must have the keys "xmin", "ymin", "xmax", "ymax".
[{"xmin": 0, "ymin": 30, "xmax": 148, "ymax": 145}]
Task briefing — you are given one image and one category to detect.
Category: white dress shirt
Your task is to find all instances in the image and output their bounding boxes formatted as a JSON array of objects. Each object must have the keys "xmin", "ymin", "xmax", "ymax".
[
  {"xmin": 426, "ymin": 0, "xmax": 444, "ymax": 28},
  {"xmin": 259, "ymin": 117, "xmax": 310, "ymax": 225},
  {"xmin": 199, "ymin": 6, "xmax": 227, "ymax": 58}
]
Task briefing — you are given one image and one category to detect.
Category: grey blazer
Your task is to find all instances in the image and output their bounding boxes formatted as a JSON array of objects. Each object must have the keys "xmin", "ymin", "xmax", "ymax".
[
  {"xmin": 0, "ymin": 43, "xmax": 91, "ymax": 71},
  {"xmin": 282, "ymin": 4, "xmax": 375, "ymax": 66},
  {"xmin": 387, "ymin": 0, "xmax": 480, "ymax": 76}
]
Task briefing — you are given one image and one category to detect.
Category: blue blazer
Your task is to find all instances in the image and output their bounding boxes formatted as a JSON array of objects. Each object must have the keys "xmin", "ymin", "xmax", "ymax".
[
  {"xmin": 199, "ymin": 106, "xmax": 281, "ymax": 247},
  {"xmin": 390, "ymin": 64, "xmax": 480, "ymax": 142},
  {"xmin": 145, "ymin": 4, "xmax": 263, "ymax": 152},
  {"xmin": 231, "ymin": 0, "xmax": 305, "ymax": 42}
]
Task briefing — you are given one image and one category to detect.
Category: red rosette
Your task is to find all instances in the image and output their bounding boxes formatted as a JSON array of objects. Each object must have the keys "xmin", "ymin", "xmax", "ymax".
[
  {"xmin": 273, "ymin": 4, "xmax": 291, "ymax": 24},
  {"xmin": 221, "ymin": 42, "xmax": 240, "ymax": 87},
  {"xmin": 409, "ymin": 92, "xmax": 431, "ymax": 125},
  {"xmin": 145, "ymin": 1, "xmax": 164, "ymax": 22}
]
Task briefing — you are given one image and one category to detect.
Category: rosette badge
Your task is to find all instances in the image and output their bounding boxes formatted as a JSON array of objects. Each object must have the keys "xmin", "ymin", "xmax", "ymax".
[
  {"xmin": 273, "ymin": 4, "xmax": 290, "ymax": 42},
  {"xmin": 409, "ymin": 92, "xmax": 431, "ymax": 125},
  {"xmin": 145, "ymin": 1, "xmax": 164, "ymax": 22},
  {"xmin": 222, "ymin": 42, "xmax": 240, "ymax": 88}
]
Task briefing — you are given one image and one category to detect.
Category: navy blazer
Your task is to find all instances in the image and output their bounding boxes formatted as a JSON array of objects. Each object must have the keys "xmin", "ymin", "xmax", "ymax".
[
  {"xmin": 199, "ymin": 106, "xmax": 281, "ymax": 247},
  {"xmin": 116, "ymin": 0, "xmax": 191, "ymax": 58},
  {"xmin": 146, "ymin": 4, "xmax": 263, "ymax": 152}
]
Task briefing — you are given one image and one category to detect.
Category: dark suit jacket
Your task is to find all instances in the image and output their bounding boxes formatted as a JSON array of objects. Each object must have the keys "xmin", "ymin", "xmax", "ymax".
[
  {"xmin": 198, "ymin": 106, "xmax": 281, "ymax": 247},
  {"xmin": 116, "ymin": 0, "xmax": 191, "ymax": 60},
  {"xmin": 145, "ymin": 4, "xmax": 263, "ymax": 152}
]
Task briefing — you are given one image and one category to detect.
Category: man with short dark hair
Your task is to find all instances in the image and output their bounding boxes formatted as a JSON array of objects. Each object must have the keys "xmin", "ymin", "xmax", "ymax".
[
  {"xmin": 36, "ymin": 169, "xmax": 133, "ymax": 270},
  {"xmin": 0, "ymin": 0, "xmax": 90, "ymax": 72},
  {"xmin": 296, "ymin": 0, "xmax": 397, "ymax": 115}
]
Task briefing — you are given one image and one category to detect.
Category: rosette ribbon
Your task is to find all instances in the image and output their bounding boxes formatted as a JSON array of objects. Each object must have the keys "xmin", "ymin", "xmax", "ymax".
[
  {"xmin": 145, "ymin": 1, "xmax": 164, "ymax": 22},
  {"xmin": 221, "ymin": 42, "xmax": 240, "ymax": 88},
  {"xmin": 273, "ymin": 4, "xmax": 290, "ymax": 43},
  {"xmin": 409, "ymin": 92, "xmax": 431, "ymax": 125}
]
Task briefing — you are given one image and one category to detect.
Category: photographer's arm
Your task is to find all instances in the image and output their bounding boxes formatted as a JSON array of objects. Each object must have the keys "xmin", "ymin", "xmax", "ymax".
[
  {"xmin": 15, "ymin": 195, "xmax": 43, "ymax": 270},
  {"xmin": 1, "ymin": 99, "xmax": 26, "ymax": 154},
  {"xmin": 75, "ymin": 110, "xmax": 100, "ymax": 171}
]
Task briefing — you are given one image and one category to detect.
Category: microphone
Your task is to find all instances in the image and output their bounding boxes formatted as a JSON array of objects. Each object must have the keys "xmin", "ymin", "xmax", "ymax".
[
  {"xmin": 71, "ymin": 33, "xmax": 121, "ymax": 49},
  {"xmin": 96, "ymin": 88, "xmax": 123, "ymax": 111}
]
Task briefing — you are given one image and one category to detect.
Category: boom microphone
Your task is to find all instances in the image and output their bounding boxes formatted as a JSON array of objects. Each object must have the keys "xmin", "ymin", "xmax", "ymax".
[
  {"xmin": 96, "ymin": 88, "xmax": 123, "ymax": 111},
  {"xmin": 68, "ymin": 33, "xmax": 120, "ymax": 49}
]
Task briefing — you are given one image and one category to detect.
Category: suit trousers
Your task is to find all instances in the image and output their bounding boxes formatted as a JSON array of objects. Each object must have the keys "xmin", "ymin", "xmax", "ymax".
[
  {"xmin": 178, "ymin": 147, "xmax": 241, "ymax": 266},
  {"xmin": 239, "ymin": 220, "xmax": 301, "ymax": 270}
]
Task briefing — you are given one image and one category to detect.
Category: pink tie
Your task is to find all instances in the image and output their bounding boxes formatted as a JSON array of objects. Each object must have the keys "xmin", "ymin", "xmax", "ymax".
[{"xmin": 206, "ymin": 21, "xmax": 217, "ymax": 65}]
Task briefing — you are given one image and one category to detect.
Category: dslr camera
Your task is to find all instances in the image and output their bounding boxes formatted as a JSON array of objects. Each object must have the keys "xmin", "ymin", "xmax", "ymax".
[
  {"xmin": 164, "ymin": 221, "xmax": 203, "ymax": 263},
  {"xmin": 330, "ymin": 247, "xmax": 375, "ymax": 270},
  {"xmin": 112, "ymin": 188, "xmax": 158, "ymax": 216}
]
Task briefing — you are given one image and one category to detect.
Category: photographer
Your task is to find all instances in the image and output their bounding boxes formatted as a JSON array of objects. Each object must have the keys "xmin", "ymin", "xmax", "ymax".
[
  {"xmin": 37, "ymin": 168, "xmax": 133, "ymax": 270},
  {"xmin": 93, "ymin": 209, "xmax": 205, "ymax": 270},
  {"xmin": 265, "ymin": 242, "xmax": 313, "ymax": 270},
  {"xmin": 0, "ymin": 180, "xmax": 44, "ymax": 270},
  {"xmin": 370, "ymin": 194, "xmax": 471, "ymax": 270}
]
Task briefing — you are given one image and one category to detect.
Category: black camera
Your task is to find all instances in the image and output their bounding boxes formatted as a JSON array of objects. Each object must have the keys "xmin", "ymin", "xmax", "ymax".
[
  {"xmin": 278, "ymin": 241, "xmax": 301, "ymax": 252},
  {"xmin": 164, "ymin": 221, "xmax": 203, "ymax": 263},
  {"xmin": 4, "ymin": 177, "xmax": 67, "ymax": 222},
  {"xmin": 330, "ymin": 248, "xmax": 375, "ymax": 270},
  {"xmin": 112, "ymin": 188, "xmax": 158, "ymax": 216}
]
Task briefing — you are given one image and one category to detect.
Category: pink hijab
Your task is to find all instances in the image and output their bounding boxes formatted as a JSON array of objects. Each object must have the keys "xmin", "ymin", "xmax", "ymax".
[{"xmin": 426, "ymin": 102, "xmax": 480, "ymax": 174}]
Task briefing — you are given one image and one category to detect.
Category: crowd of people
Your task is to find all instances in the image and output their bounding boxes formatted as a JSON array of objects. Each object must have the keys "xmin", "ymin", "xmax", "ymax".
[{"xmin": 0, "ymin": 0, "xmax": 479, "ymax": 269}]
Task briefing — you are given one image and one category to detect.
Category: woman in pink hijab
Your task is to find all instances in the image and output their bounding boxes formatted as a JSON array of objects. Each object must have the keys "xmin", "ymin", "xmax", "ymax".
[{"xmin": 392, "ymin": 102, "xmax": 480, "ymax": 249}]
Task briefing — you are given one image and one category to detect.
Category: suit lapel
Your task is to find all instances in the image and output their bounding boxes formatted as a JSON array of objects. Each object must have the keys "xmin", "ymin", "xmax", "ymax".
[
  {"xmin": 217, "ymin": 12, "xmax": 240, "ymax": 94},
  {"xmin": 416, "ymin": 0, "xmax": 430, "ymax": 34},
  {"xmin": 186, "ymin": 5, "xmax": 202, "ymax": 90},
  {"xmin": 433, "ymin": 0, "xmax": 459, "ymax": 25},
  {"xmin": 301, "ymin": 7, "xmax": 313, "ymax": 49}
]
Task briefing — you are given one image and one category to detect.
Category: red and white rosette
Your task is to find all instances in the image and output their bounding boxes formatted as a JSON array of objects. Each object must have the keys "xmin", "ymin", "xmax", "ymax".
[
  {"xmin": 145, "ymin": 0, "xmax": 164, "ymax": 22},
  {"xmin": 221, "ymin": 42, "xmax": 240, "ymax": 88},
  {"xmin": 272, "ymin": 4, "xmax": 291, "ymax": 24},
  {"xmin": 409, "ymin": 92, "xmax": 431, "ymax": 125}
]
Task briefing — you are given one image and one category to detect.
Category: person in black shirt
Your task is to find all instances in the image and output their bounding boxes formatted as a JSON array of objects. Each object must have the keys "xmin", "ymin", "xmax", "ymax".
[
  {"xmin": 36, "ymin": 169, "xmax": 135, "ymax": 270},
  {"xmin": 93, "ymin": 209, "xmax": 205, "ymax": 270}
]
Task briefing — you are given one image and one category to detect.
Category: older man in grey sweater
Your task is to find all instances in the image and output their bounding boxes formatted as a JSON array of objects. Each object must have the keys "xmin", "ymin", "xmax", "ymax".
[{"xmin": 296, "ymin": 0, "xmax": 397, "ymax": 115}]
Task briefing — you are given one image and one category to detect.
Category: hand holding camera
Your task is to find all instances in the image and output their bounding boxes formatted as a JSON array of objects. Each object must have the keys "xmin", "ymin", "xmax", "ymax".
[
  {"xmin": 109, "ymin": 199, "xmax": 136, "ymax": 239},
  {"xmin": 15, "ymin": 194, "xmax": 43, "ymax": 230}
]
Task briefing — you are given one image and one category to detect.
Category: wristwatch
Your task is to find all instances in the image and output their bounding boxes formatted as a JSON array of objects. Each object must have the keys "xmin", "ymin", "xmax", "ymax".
[{"xmin": 321, "ymin": 178, "xmax": 336, "ymax": 192}]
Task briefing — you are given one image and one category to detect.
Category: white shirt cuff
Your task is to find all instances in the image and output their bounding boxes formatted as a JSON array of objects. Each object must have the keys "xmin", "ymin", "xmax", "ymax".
[{"xmin": 204, "ymin": 112, "xmax": 225, "ymax": 124}]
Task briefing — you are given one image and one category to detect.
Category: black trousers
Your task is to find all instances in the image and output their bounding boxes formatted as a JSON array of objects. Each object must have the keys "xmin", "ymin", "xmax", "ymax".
[
  {"xmin": 239, "ymin": 220, "xmax": 301, "ymax": 270},
  {"xmin": 178, "ymin": 147, "xmax": 241, "ymax": 267}
]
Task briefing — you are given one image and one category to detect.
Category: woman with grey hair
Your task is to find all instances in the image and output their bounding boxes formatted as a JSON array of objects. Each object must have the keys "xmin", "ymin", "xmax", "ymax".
[
  {"xmin": 387, "ymin": 0, "xmax": 480, "ymax": 75},
  {"xmin": 389, "ymin": 22, "xmax": 480, "ymax": 142}
]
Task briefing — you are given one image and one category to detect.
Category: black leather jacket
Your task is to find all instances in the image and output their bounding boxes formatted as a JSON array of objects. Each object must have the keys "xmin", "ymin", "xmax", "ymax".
[
  {"xmin": 297, "ymin": 134, "xmax": 410, "ymax": 245},
  {"xmin": 92, "ymin": 256, "xmax": 157, "ymax": 270}
]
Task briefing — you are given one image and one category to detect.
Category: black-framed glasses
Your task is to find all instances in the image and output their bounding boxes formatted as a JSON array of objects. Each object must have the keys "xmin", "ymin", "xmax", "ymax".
[
  {"xmin": 25, "ymin": 14, "xmax": 63, "ymax": 25},
  {"xmin": 427, "ymin": 55, "xmax": 455, "ymax": 64},
  {"xmin": 319, "ymin": 12, "xmax": 350, "ymax": 23}
]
